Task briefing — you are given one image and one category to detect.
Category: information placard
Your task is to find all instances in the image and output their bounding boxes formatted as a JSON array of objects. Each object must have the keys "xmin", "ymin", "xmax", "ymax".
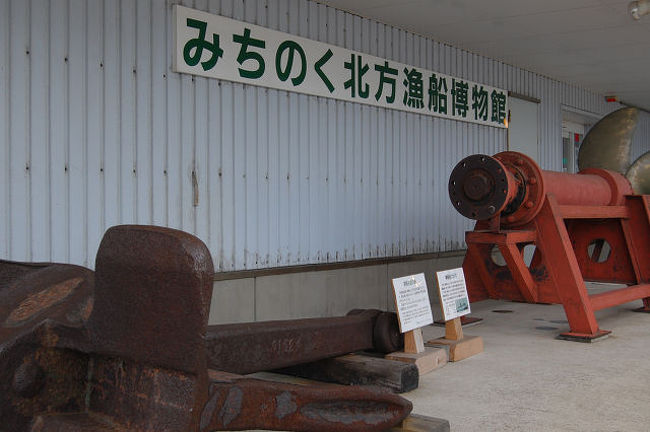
[
  {"xmin": 392, "ymin": 273, "xmax": 434, "ymax": 333},
  {"xmin": 436, "ymin": 268, "xmax": 471, "ymax": 321}
]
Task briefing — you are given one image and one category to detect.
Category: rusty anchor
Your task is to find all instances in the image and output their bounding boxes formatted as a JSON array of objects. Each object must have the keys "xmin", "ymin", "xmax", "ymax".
[{"xmin": 0, "ymin": 225, "xmax": 412, "ymax": 431}]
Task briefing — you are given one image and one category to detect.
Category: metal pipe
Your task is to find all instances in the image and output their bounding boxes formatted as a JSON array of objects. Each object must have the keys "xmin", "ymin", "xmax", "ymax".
[
  {"xmin": 206, "ymin": 309, "xmax": 403, "ymax": 375},
  {"xmin": 543, "ymin": 170, "xmax": 614, "ymax": 206},
  {"xmin": 449, "ymin": 151, "xmax": 634, "ymax": 226}
]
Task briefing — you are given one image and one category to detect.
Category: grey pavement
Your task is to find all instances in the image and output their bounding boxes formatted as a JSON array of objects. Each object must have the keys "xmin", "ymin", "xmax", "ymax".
[
  {"xmin": 415, "ymin": 286, "xmax": 650, "ymax": 432},
  {"xmin": 238, "ymin": 284, "xmax": 650, "ymax": 432}
]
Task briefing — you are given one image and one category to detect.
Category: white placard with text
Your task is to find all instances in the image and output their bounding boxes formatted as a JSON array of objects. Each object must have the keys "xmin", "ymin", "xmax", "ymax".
[
  {"xmin": 392, "ymin": 273, "xmax": 434, "ymax": 333},
  {"xmin": 436, "ymin": 268, "xmax": 471, "ymax": 321}
]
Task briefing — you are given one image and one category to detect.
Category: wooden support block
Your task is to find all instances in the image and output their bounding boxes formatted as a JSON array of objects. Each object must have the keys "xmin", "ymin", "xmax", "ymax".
[
  {"xmin": 274, "ymin": 353, "xmax": 419, "ymax": 393},
  {"xmin": 404, "ymin": 327, "xmax": 425, "ymax": 353},
  {"xmin": 385, "ymin": 347, "xmax": 448, "ymax": 375},
  {"xmin": 390, "ymin": 414, "xmax": 450, "ymax": 432},
  {"xmin": 426, "ymin": 335, "xmax": 483, "ymax": 362},
  {"xmin": 445, "ymin": 318, "xmax": 463, "ymax": 340}
]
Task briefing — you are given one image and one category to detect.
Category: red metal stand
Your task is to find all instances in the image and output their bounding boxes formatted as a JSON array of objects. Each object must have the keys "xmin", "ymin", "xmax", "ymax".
[{"xmin": 451, "ymin": 152, "xmax": 650, "ymax": 340}]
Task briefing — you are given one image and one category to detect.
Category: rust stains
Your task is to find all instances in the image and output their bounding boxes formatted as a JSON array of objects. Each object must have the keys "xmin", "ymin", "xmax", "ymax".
[{"xmin": 6, "ymin": 277, "xmax": 83, "ymax": 327}]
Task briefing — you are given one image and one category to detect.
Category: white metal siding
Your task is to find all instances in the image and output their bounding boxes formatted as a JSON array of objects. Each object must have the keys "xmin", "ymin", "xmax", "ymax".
[{"xmin": 1, "ymin": 0, "xmax": 648, "ymax": 270}]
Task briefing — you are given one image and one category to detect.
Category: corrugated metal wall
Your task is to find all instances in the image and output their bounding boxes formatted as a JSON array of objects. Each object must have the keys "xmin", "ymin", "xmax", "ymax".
[{"xmin": 1, "ymin": 0, "xmax": 648, "ymax": 270}]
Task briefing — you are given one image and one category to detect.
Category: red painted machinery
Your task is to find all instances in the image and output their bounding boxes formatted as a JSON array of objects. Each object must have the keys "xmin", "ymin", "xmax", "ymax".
[{"xmin": 449, "ymin": 151, "xmax": 650, "ymax": 341}]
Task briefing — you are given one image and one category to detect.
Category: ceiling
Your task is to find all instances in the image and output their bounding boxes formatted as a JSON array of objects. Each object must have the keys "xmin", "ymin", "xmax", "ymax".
[{"xmin": 316, "ymin": 0, "xmax": 650, "ymax": 111}]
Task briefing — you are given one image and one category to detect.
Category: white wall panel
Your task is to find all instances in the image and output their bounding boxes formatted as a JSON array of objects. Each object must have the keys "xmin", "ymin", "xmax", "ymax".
[
  {"xmin": 68, "ymin": 0, "xmax": 88, "ymax": 265},
  {"xmin": 9, "ymin": 0, "xmax": 30, "ymax": 262},
  {"xmin": 50, "ymin": 0, "xmax": 69, "ymax": 262},
  {"xmin": 1, "ymin": 0, "xmax": 648, "ymax": 270},
  {"xmin": 0, "ymin": 0, "xmax": 9, "ymax": 259},
  {"xmin": 85, "ymin": 0, "xmax": 104, "ymax": 265},
  {"xmin": 30, "ymin": 0, "xmax": 50, "ymax": 262}
]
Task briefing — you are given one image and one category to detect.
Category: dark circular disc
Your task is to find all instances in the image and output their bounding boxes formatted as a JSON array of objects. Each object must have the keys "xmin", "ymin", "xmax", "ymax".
[{"xmin": 449, "ymin": 154, "xmax": 510, "ymax": 220}]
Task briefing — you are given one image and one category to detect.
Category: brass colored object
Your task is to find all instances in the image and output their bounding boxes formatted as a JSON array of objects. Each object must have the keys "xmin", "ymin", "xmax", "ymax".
[
  {"xmin": 626, "ymin": 152, "xmax": 650, "ymax": 194},
  {"xmin": 578, "ymin": 107, "xmax": 639, "ymax": 174}
]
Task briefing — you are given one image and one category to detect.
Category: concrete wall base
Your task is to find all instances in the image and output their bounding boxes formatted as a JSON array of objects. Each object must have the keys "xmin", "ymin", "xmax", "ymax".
[{"xmin": 208, "ymin": 254, "xmax": 465, "ymax": 324}]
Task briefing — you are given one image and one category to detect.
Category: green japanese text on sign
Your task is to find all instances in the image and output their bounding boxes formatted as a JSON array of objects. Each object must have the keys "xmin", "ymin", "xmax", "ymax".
[{"xmin": 173, "ymin": 5, "xmax": 508, "ymax": 128}]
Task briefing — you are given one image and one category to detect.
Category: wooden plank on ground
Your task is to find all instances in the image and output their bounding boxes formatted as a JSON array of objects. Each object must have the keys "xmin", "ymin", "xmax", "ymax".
[
  {"xmin": 274, "ymin": 353, "xmax": 419, "ymax": 393},
  {"xmin": 385, "ymin": 347, "xmax": 448, "ymax": 375},
  {"xmin": 390, "ymin": 414, "xmax": 451, "ymax": 432}
]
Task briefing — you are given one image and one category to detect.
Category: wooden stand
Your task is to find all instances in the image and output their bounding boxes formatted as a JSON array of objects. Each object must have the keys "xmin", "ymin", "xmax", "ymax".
[
  {"xmin": 390, "ymin": 413, "xmax": 450, "ymax": 432},
  {"xmin": 405, "ymin": 327, "xmax": 425, "ymax": 352},
  {"xmin": 385, "ymin": 327, "xmax": 447, "ymax": 375},
  {"xmin": 426, "ymin": 317, "xmax": 483, "ymax": 362}
]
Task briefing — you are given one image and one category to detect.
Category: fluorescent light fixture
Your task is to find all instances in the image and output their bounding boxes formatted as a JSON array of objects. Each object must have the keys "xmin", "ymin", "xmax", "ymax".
[{"xmin": 629, "ymin": 0, "xmax": 650, "ymax": 19}]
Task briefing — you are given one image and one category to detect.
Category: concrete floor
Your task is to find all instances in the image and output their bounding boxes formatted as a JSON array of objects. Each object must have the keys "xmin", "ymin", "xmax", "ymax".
[
  {"xmin": 415, "ymin": 287, "xmax": 650, "ymax": 432},
  {"xmin": 243, "ymin": 284, "xmax": 650, "ymax": 432}
]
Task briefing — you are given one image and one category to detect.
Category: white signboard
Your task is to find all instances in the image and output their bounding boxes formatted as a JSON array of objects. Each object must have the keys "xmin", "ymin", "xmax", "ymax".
[
  {"xmin": 173, "ymin": 5, "xmax": 508, "ymax": 128},
  {"xmin": 392, "ymin": 273, "xmax": 434, "ymax": 333},
  {"xmin": 436, "ymin": 268, "xmax": 471, "ymax": 321}
]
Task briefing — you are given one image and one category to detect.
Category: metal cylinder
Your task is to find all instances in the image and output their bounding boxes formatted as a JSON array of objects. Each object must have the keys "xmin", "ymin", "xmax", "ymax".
[
  {"xmin": 206, "ymin": 309, "xmax": 403, "ymax": 375},
  {"xmin": 449, "ymin": 151, "xmax": 634, "ymax": 226}
]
